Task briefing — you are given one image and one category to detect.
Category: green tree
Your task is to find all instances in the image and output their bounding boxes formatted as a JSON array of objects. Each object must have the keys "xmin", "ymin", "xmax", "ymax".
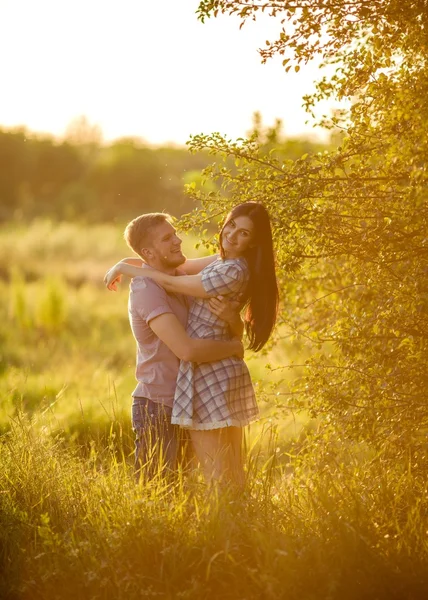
[
  {"xmin": 87, "ymin": 138, "xmax": 166, "ymax": 219},
  {"xmin": 0, "ymin": 129, "xmax": 31, "ymax": 219},
  {"xmin": 185, "ymin": 1, "xmax": 428, "ymax": 464},
  {"xmin": 0, "ymin": 128, "xmax": 85, "ymax": 220}
]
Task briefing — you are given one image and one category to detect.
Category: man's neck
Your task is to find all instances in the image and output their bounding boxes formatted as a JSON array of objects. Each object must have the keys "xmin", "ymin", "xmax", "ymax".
[{"xmin": 143, "ymin": 260, "xmax": 177, "ymax": 276}]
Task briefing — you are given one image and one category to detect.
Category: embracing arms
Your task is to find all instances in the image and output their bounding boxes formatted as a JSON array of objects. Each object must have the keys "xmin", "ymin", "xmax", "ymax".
[
  {"xmin": 118, "ymin": 255, "xmax": 218, "ymax": 275},
  {"xmin": 149, "ymin": 313, "xmax": 243, "ymax": 363},
  {"xmin": 106, "ymin": 258, "xmax": 244, "ymax": 338},
  {"xmin": 105, "ymin": 262, "xmax": 209, "ymax": 298},
  {"xmin": 180, "ymin": 254, "xmax": 219, "ymax": 275}
]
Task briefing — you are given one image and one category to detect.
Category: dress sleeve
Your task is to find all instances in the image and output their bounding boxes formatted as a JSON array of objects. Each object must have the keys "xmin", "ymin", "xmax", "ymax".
[{"xmin": 201, "ymin": 261, "xmax": 247, "ymax": 297}]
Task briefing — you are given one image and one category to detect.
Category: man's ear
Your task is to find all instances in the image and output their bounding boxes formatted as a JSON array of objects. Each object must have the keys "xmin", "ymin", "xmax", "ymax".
[{"xmin": 141, "ymin": 247, "xmax": 153, "ymax": 260}]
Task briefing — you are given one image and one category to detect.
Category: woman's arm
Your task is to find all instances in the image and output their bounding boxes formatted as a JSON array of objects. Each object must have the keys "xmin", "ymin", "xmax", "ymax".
[
  {"xmin": 104, "ymin": 261, "xmax": 210, "ymax": 298},
  {"xmin": 180, "ymin": 255, "xmax": 219, "ymax": 275},
  {"xmin": 104, "ymin": 258, "xmax": 143, "ymax": 290},
  {"xmin": 122, "ymin": 256, "xmax": 144, "ymax": 267}
]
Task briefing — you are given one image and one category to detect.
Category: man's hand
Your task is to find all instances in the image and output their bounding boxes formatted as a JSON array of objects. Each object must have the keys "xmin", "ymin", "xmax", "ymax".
[
  {"xmin": 209, "ymin": 295, "xmax": 241, "ymax": 321},
  {"xmin": 210, "ymin": 295, "xmax": 244, "ymax": 339},
  {"xmin": 232, "ymin": 339, "xmax": 245, "ymax": 360},
  {"xmin": 149, "ymin": 313, "xmax": 245, "ymax": 363}
]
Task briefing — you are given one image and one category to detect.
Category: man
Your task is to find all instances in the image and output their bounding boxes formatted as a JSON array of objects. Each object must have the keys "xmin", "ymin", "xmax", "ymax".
[{"xmin": 111, "ymin": 213, "xmax": 243, "ymax": 480}]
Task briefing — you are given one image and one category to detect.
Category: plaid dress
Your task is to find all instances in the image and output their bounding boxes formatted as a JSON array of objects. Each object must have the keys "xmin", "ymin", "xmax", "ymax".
[{"xmin": 171, "ymin": 257, "xmax": 259, "ymax": 430}]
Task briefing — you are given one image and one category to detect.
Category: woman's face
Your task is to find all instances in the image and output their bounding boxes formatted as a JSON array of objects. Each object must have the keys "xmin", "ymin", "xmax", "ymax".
[{"xmin": 221, "ymin": 215, "xmax": 255, "ymax": 258}]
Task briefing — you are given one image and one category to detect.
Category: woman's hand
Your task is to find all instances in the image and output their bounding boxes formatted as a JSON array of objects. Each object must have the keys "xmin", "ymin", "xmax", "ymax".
[
  {"xmin": 104, "ymin": 263, "xmax": 123, "ymax": 290},
  {"xmin": 103, "ymin": 262, "xmax": 160, "ymax": 291}
]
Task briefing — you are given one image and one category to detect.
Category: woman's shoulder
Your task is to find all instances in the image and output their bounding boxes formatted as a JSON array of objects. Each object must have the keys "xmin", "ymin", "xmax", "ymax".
[
  {"xmin": 201, "ymin": 257, "xmax": 249, "ymax": 288},
  {"xmin": 200, "ymin": 257, "xmax": 249, "ymax": 295}
]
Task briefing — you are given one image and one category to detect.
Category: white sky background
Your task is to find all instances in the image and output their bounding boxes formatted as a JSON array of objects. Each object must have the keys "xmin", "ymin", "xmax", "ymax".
[{"xmin": 0, "ymin": 0, "xmax": 334, "ymax": 145}]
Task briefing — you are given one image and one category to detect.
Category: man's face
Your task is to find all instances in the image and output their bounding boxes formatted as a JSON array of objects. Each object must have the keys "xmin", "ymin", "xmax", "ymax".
[{"xmin": 143, "ymin": 221, "xmax": 186, "ymax": 270}]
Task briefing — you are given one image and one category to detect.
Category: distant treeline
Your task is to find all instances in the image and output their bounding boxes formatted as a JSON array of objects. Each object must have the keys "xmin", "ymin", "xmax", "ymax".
[{"xmin": 0, "ymin": 120, "xmax": 329, "ymax": 222}]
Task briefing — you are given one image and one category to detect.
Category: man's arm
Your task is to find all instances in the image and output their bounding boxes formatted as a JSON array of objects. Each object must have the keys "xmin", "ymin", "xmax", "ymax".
[
  {"xmin": 149, "ymin": 313, "xmax": 243, "ymax": 363},
  {"xmin": 180, "ymin": 255, "xmax": 219, "ymax": 275}
]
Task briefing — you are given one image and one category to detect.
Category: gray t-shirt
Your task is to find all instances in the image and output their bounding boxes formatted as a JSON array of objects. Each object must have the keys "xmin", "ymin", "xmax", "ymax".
[{"xmin": 128, "ymin": 268, "xmax": 189, "ymax": 407}]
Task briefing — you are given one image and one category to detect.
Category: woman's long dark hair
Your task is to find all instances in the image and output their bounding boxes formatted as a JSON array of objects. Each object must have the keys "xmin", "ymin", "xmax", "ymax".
[{"xmin": 220, "ymin": 202, "xmax": 279, "ymax": 352}]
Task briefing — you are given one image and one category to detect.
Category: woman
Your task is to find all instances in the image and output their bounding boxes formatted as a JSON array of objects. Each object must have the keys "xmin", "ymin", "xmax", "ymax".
[{"xmin": 104, "ymin": 202, "xmax": 279, "ymax": 486}]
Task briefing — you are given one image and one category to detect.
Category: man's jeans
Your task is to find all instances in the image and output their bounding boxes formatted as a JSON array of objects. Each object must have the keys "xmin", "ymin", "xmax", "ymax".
[{"xmin": 132, "ymin": 397, "xmax": 180, "ymax": 481}]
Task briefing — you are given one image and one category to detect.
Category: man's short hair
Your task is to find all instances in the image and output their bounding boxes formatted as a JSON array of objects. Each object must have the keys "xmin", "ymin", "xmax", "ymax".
[{"xmin": 124, "ymin": 213, "xmax": 173, "ymax": 257}]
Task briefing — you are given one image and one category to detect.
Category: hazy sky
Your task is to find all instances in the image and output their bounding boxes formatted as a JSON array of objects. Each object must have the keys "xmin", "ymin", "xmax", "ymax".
[{"xmin": 1, "ymin": 0, "xmax": 333, "ymax": 145}]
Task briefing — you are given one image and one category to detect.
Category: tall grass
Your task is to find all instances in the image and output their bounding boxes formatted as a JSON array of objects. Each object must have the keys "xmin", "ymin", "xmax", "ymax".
[{"xmin": 1, "ymin": 415, "xmax": 427, "ymax": 600}]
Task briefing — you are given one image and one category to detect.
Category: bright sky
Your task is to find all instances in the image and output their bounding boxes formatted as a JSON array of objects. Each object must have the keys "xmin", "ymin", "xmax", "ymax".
[{"xmin": 1, "ymin": 0, "xmax": 332, "ymax": 145}]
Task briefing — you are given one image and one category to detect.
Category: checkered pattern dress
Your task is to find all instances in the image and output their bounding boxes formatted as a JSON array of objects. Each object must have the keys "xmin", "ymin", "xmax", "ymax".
[{"xmin": 171, "ymin": 257, "xmax": 259, "ymax": 430}]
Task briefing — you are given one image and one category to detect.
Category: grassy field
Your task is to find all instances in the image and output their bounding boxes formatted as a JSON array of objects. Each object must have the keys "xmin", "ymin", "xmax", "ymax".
[{"xmin": 1, "ymin": 220, "xmax": 427, "ymax": 600}]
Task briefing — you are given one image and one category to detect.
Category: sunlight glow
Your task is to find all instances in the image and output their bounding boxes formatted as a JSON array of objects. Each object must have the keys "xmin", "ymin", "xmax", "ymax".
[{"xmin": 1, "ymin": 0, "xmax": 331, "ymax": 144}]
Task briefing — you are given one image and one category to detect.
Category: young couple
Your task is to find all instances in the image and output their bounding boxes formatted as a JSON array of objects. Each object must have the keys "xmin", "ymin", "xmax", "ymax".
[{"xmin": 104, "ymin": 202, "xmax": 279, "ymax": 486}]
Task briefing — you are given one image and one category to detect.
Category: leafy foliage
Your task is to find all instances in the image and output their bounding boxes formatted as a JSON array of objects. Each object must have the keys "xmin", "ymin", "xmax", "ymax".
[{"xmin": 187, "ymin": 0, "xmax": 428, "ymax": 464}]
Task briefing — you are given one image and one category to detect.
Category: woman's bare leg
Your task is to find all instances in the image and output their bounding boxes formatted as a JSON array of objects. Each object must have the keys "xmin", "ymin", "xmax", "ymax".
[
  {"xmin": 189, "ymin": 429, "xmax": 228, "ymax": 484},
  {"xmin": 225, "ymin": 426, "xmax": 245, "ymax": 489},
  {"xmin": 189, "ymin": 427, "xmax": 245, "ymax": 488}
]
